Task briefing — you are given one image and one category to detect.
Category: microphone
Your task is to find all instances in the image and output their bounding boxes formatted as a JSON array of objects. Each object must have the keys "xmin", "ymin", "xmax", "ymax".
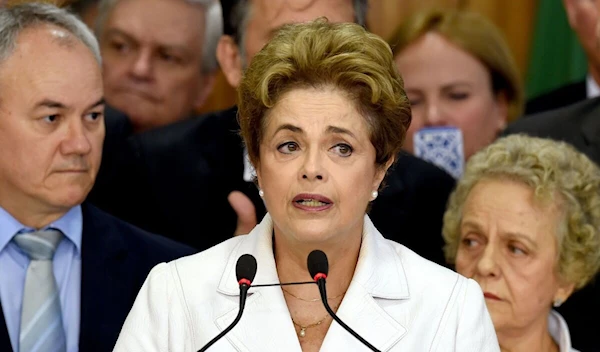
[
  {"xmin": 198, "ymin": 254, "xmax": 257, "ymax": 352},
  {"xmin": 307, "ymin": 250, "xmax": 381, "ymax": 352}
]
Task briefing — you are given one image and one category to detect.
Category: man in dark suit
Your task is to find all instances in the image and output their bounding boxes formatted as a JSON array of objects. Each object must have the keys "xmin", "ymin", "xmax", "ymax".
[
  {"xmin": 525, "ymin": 0, "xmax": 600, "ymax": 115},
  {"xmin": 0, "ymin": 4, "xmax": 195, "ymax": 352},
  {"xmin": 505, "ymin": 96, "xmax": 600, "ymax": 163},
  {"xmin": 93, "ymin": 0, "xmax": 222, "ymax": 133},
  {"xmin": 369, "ymin": 153, "xmax": 456, "ymax": 266},
  {"xmin": 503, "ymin": 97, "xmax": 600, "ymax": 352}
]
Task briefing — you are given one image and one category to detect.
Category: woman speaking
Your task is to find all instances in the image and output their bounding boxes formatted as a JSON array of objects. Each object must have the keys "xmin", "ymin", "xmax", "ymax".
[{"xmin": 113, "ymin": 19, "xmax": 499, "ymax": 352}]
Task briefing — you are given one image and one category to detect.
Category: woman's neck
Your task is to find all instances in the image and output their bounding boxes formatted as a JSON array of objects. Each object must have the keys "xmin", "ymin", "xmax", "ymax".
[
  {"xmin": 498, "ymin": 318, "xmax": 558, "ymax": 352},
  {"xmin": 273, "ymin": 229, "xmax": 362, "ymax": 300}
]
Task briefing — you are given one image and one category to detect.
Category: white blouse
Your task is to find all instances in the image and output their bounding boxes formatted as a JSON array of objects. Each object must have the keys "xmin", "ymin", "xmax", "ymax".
[{"xmin": 549, "ymin": 310, "xmax": 579, "ymax": 352}]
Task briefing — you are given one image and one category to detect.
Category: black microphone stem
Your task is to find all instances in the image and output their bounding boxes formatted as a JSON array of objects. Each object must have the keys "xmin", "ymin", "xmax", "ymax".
[
  {"xmin": 316, "ymin": 279, "xmax": 381, "ymax": 352},
  {"xmin": 197, "ymin": 284, "xmax": 250, "ymax": 352}
]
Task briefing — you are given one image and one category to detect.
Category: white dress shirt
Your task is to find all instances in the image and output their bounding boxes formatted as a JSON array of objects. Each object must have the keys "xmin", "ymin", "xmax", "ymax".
[
  {"xmin": 114, "ymin": 214, "xmax": 500, "ymax": 352},
  {"xmin": 586, "ymin": 74, "xmax": 600, "ymax": 99}
]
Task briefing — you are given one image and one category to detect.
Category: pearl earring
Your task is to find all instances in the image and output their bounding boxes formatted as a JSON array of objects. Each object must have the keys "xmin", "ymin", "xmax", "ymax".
[
  {"xmin": 553, "ymin": 298, "xmax": 563, "ymax": 308},
  {"xmin": 371, "ymin": 191, "xmax": 378, "ymax": 200},
  {"xmin": 258, "ymin": 189, "xmax": 264, "ymax": 197}
]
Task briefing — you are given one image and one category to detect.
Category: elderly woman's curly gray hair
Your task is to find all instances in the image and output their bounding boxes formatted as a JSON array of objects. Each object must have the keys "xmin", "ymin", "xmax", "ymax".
[{"xmin": 443, "ymin": 134, "xmax": 600, "ymax": 289}]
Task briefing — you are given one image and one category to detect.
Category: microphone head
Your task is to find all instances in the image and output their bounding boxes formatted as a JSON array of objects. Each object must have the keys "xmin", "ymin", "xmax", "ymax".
[
  {"xmin": 236, "ymin": 254, "xmax": 257, "ymax": 285},
  {"xmin": 307, "ymin": 250, "xmax": 329, "ymax": 281}
]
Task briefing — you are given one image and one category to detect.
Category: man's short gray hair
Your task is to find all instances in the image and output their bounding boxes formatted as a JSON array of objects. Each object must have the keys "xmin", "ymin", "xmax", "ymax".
[
  {"xmin": 228, "ymin": 0, "xmax": 368, "ymax": 47},
  {"xmin": 0, "ymin": 3, "xmax": 101, "ymax": 65},
  {"xmin": 96, "ymin": 0, "xmax": 222, "ymax": 73}
]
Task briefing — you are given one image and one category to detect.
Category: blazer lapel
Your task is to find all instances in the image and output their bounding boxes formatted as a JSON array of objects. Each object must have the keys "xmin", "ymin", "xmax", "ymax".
[
  {"xmin": 214, "ymin": 215, "xmax": 302, "ymax": 352},
  {"xmin": 79, "ymin": 204, "xmax": 129, "ymax": 352},
  {"xmin": 0, "ymin": 301, "xmax": 12, "ymax": 352},
  {"xmin": 580, "ymin": 106, "xmax": 600, "ymax": 164},
  {"xmin": 320, "ymin": 216, "xmax": 409, "ymax": 351},
  {"xmin": 211, "ymin": 215, "xmax": 410, "ymax": 352}
]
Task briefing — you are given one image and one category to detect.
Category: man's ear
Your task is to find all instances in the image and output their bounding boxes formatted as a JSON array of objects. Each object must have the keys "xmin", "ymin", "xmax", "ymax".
[
  {"xmin": 193, "ymin": 72, "xmax": 216, "ymax": 110},
  {"xmin": 216, "ymin": 35, "xmax": 244, "ymax": 88}
]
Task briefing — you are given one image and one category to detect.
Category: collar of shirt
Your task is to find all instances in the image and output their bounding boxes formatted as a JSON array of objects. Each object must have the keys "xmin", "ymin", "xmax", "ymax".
[
  {"xmin": 548, "ymin": 310, "xmax": 576, "ymax": 352},
  {"xmin": 586, "ymin": 74, "xmax": 600, "ymax": 99},
  {"xmin": 0, "ymin": 205, "xmax": 83, "ymax": 255}
]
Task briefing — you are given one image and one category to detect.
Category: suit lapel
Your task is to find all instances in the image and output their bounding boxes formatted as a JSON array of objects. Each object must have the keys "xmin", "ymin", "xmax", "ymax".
[
  {"xmin": 0, "ymin": 300, "xmax": 11, "ymax": 351},
  {"xmin": 320, "ymin": 216, "xmax": 409, "ymax": 351},
  {"xmin": 79, "ymin": 203, "xmax": 129, "ymax": 352},
  {"xmin": 579, "ymin": 97, "xmax": 600, "ymax": 164},
  {"xmin": 214, "ymin": 215, "xmax": 302, "ymax": 352}
]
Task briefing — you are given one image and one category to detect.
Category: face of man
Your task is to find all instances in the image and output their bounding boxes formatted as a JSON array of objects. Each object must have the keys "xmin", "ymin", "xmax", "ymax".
[
  {"xmin": 100, "ymin": 0, "xmax": 214, "ymax": 132},
  {"xmin": 563, "ymin": 0, "xmax": 600, "ymax": 75},
  {"xmin": 0, "ymin": 24, "xmax": 105, "ymax": 228},
  {"xmin": 218, "ymin": 0, "xmax": 355, "ymax": 88}
]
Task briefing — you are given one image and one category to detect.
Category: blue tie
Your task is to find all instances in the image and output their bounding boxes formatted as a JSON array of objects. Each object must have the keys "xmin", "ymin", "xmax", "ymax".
[{"xmin": 13, "ymin": 229, "xmax": 66, "ymax": 352}]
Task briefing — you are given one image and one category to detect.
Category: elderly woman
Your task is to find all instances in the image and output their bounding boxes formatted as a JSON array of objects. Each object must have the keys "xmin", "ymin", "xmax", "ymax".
[
  {"xmin": 443, "ymin": 135, "xmax": 600, "ymax": 352},
  {"xmin": 389, "ymin": 8, "xmax": 523, "ymax": 161},
  {"xmin": 113, "ymin": 19, "xmax": 499, "ymax": 352}
]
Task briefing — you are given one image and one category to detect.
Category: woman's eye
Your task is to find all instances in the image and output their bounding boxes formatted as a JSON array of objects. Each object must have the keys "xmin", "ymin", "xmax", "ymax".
[
  {"xmin": 448, "ymin": 92, "xmax": 469, "ymax": 101},
  {"xmin": 462, "ymin": 238, "xmax": 477, "ymax": 247},
  {"xmin": 332, "ymin": 143, "xmax": 353, "ymax": 157},
  {"xmin": 277, "ymin": 141, "xmax": 299, "ymax": 154},
  {"xmin": 508, "ymin": 244, "xmax": 527, "ymax": 256}
]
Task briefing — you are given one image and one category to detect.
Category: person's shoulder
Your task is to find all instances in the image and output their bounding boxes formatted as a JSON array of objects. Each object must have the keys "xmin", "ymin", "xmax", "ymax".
[
  {"xmin": 81, "ymin": 202, "xmax": 197, "ymax": 260},
  {"xmin": 524, "ymin": 80, "xmax": 586, "ymax": 115},
  {"xmin": 388, "ymin": 152, "xmax": 455, "ymax": 190},
  {"xmin": 134, "ymin": 107, "xmax": 238, "ymax": 146},
  {"xmin": 505, "ymin": 97, "xmax": 600, "ymax": 137},
  {"xmin": 128, "ymin": 106, "xmax": 240, "ymax": 162}
]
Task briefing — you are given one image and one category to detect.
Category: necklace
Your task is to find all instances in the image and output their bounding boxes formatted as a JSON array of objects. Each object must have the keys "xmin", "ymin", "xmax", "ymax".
[
  {"xmin": 282, "ymin": 287, "xmax": 345, "ymax": 302},
  {"xmin": 291, "ymin": 314, "xmax": 330, "ymax": 338}
]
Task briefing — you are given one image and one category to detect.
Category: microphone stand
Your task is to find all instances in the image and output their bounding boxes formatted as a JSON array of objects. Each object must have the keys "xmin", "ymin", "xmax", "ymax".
[
  {"xmin": 197, "ymin": 283, "xmax": 250, "ymax": 352},
  {"xmin": 316, "ymin": 278, "xmax": 381, "ymax": 352}
]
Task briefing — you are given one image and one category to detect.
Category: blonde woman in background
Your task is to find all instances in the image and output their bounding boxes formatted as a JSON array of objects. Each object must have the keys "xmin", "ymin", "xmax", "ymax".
[
  {"xmin": 443, "ymin": 134, "xmax": 600, "ymax": 352},
  {"xmin": 389, "ymin": 8, "xmax": 523, "ymax": 160}
]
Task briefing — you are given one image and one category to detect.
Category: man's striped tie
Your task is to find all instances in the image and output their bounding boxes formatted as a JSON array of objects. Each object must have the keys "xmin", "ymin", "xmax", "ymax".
[{"xmin": 13, "ymin": 229, "xmax": 66, "ymax": 352}]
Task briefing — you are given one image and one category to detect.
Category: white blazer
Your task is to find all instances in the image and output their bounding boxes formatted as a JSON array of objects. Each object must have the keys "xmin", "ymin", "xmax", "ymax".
[{"xmin": 113, "ymin": 214, "xmax": 500, "ymax": 352}]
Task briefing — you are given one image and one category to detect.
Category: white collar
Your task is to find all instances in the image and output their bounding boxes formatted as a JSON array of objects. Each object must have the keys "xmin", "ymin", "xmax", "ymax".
[
  {"xmin": 586, "ymin": 74, "xmax": 600, "ymax": 99},
  {"xmin": 548, "ymin": 310, "xmax": 578, "ymax": 352}
]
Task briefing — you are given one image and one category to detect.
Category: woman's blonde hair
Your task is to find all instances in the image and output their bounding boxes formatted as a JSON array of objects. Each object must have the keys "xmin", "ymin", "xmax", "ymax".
[
  {"xmin": 238, "ymin": 18, "xmax": 411, "ymax": 173},
  {"xmin": 388, "ymin": 8, "xmax": 523, "ymax": 121},
  {"xmin": 443, "ymin": 134, "xmax": 600, "ymax": 289}
]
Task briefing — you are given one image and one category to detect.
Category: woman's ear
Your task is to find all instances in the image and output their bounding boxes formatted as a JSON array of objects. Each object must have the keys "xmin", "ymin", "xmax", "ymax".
[
  {"xmin": 554, "ymin": 280, "xmax": 576, "ymax": 307},
  {"xmin": 373, "ymin": 157, "xmax": 395, "ymax": 191},
  {"xmin": 494, "ymin": 91, "xmax": 509, "ymax": 132}
]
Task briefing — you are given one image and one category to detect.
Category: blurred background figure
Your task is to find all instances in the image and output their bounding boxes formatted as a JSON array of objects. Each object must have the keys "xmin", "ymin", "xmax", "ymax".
[
  {"xmin": 389, "ymin": 8, "xmax": 523, "ymax": 165},
  {"xmin": 93, "ymin": 0, "xmax": 222, "ymax": 132},
  {"xmin": 69, "ymin": 0, "xmax": 98, "ymax": 27},
  {"xmin": 525, "ymin": 0, "xmax": 600, "ymax": 114},
  {"xmin": 443, "ymin": 135, "xmax": 600, "ymax": 352},
  {"xmin": 504, "ymin": 1, "xmax": 600, "ymax": 167}
]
